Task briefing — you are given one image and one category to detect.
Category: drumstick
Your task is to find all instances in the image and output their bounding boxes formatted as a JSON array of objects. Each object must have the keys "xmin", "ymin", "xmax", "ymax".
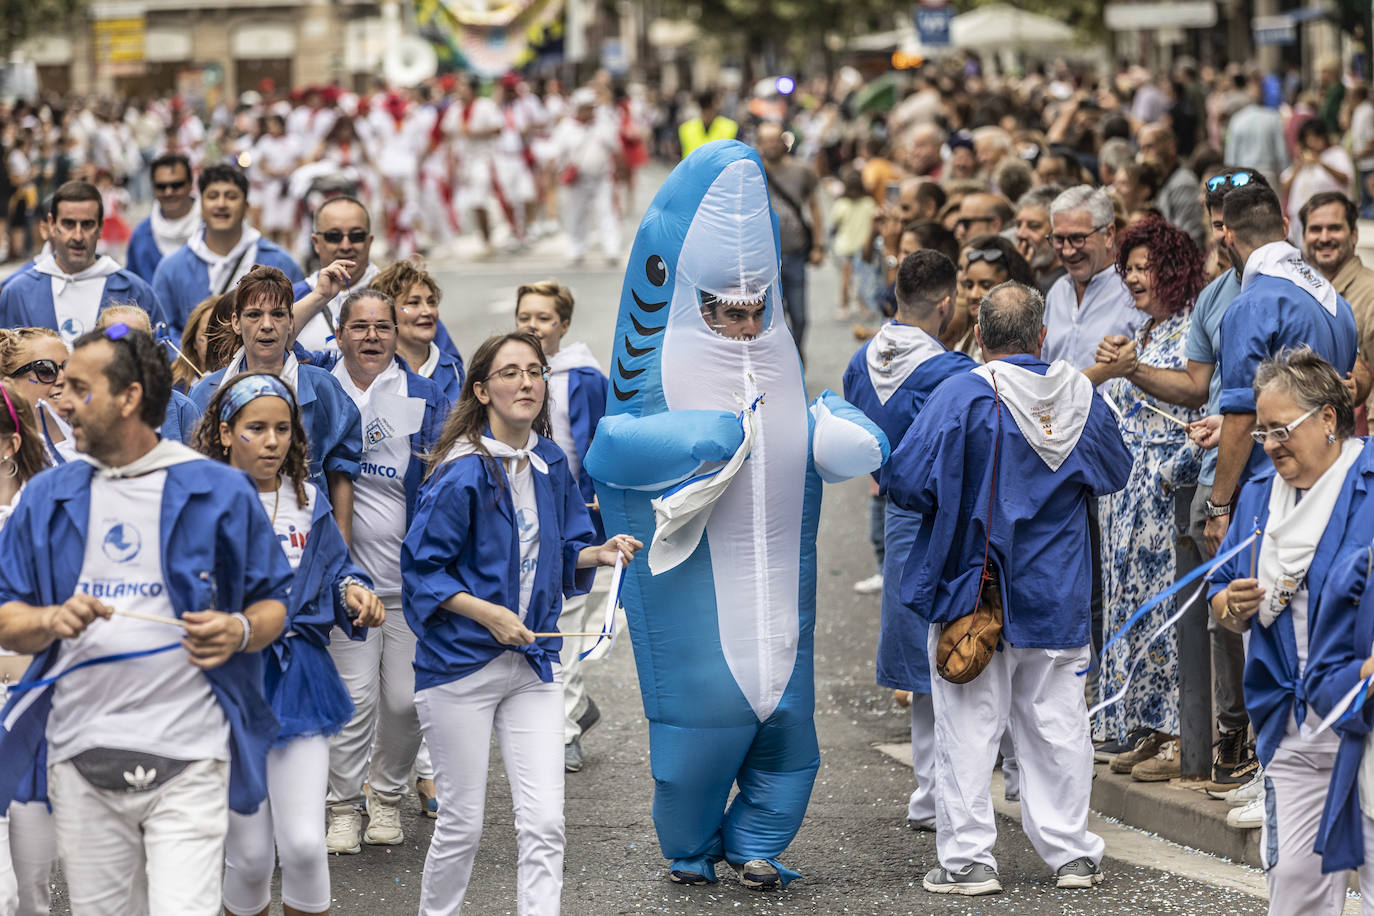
[
  {"xmin": 112, "ymin": 608, "xmax": 188, "ymax": 628},
  {"xmin": 1138, "ymin": 401, "xmax": 1189, "ymax": 427}
]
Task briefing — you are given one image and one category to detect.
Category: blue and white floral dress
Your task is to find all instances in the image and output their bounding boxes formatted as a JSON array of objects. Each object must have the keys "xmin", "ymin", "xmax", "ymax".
[{"xmin": 1097, "ymin": 310, "xmax": 1203, "ymax": 743}]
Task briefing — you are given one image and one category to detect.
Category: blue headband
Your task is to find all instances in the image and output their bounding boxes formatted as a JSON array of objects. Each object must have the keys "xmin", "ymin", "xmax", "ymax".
[{"xmin": 220, "ymin": 374, "xmax": 295, "ymax": 424}]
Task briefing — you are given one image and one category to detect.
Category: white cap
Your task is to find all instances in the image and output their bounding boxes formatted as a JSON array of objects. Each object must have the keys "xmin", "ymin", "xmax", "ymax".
[{"xmin": 572, "ymin": 87, "xmax": 597, "ymax": 108}]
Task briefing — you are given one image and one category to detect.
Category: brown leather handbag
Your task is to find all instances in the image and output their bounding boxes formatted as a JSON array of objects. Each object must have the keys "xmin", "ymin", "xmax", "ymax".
[{"xmin": 935, "ymin": 371, "xmax": 1005, "ymax": 685}]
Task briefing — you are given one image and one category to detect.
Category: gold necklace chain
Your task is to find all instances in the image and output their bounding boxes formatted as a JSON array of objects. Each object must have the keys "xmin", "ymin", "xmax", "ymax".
[{"xmin": 271, "ymin": 480, "xmax": 281, "ymax": 526}]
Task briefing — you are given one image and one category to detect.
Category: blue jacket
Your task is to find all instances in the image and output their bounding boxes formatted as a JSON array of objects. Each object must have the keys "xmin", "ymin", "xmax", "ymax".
[
  {"xmin": 0, "ymin": 267, "xmax": 168, "ymax": 339},
  {"xmin": 290, "ymin": 277, "xmax": 465, "ymax": 366},
  {"xmin": 1209, "ymin": 440, "xmax": 1374, "ymax": 774},
  {"xmin": 427, "ymin": 348, "xmax": 465, "ymax": 403},
  {"xmin": 125, "ymin": 217, "xmax": 162, "ymax": 283},
  {"xmin": 154, "ymin": 239, "xmax": 303, "ymax": 336},
  {"xmin": 161, "ymin": 389, "xmax": 201, "ymax": 444},
  {"xmin": 565, "ymin": 366, "xmax": 607, "ymax": 538},
  {"xmin": 888, "ymin": 355, "xmax": 1131, "ymax": 649},
  {"xmin": 395, "ymin": 364, "xmax": 451, "ymax": 529},
  {"xmin": 403, "ymin": 435, "xmax": 596, "ymax": 692},
  {"xmin": 188, "ymin": 363, "xmax": 362, "ymax": 489},
  {"xmin": 0, "ymin": 459, "xmax": 294, "ymax": 815}
]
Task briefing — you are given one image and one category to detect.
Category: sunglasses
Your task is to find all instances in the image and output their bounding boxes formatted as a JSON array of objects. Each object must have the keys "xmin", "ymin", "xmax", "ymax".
[
  {"xmin": 153, "ymin": 180, "xmax": 189, "ymax": 193},
  {"xmin": 965, "ymin": 247, "xmax": 1006, "ymax": 264},
  {"xmin": 317, "ymin": 229, "xmax": 369, "ymax": 245},
  {"xmin": 1205, "ymin": 171, "xmax": 1255, "ymax": 192},
  {"xmin": 9, "ymin": 358, "xmax": 65, "ymax": 384}
]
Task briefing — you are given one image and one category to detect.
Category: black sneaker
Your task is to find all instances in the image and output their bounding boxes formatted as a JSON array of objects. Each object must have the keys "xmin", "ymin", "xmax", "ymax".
[
  {"xmin": 669, "ymin": 868, "xmax": 712, "ymax": 886},
  {"xmin": 1212, "ymin": 728, "xmax": 1259, "ymax": 786},
  {"xmin": 577, "ymin": 697, "xmax": 601, "ymax": 737},
  {"xmin": 1094, "ymin": 727, "xmax": 1153, "ymax": 763}
]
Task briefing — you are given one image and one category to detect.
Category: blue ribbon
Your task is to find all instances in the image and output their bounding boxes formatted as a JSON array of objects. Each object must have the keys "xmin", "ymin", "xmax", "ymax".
[
  {"xmin": 6, "ymin": 643, "xmax": 184, "ymax": 694},
  {"xmin": 1341, "ymin": 674, "xmax": 1374, "ymax": 727},
  {"xmin": 1078, "ymin": 529, "xmax": 1260, "ymax": 677}
]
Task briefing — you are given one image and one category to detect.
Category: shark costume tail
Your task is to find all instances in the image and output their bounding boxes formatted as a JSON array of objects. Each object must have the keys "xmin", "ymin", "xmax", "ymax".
[{"xmin": 585, "ymin": 140, "xmax": 888, "ymax": 883}]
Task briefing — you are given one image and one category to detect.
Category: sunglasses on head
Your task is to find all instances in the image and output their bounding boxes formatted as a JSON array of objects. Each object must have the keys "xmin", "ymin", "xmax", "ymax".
[
  {"xmin": 1205, "ymin": 171, "xmax": 1255, "ymax": 192},
  {"xmin": 965, "ymin": 247, "xmax": 1006, "ymax": 264},
  {"xmin": 318, "ymin": 228, "xmax": 368, "ymax": 245},
  {"xmin": 153, "ymin": 179, "xmax": 189, "ymax": 193},
  {"xmin": 9, "ymin": 358, "xmax": 64, "ymax": 385}
]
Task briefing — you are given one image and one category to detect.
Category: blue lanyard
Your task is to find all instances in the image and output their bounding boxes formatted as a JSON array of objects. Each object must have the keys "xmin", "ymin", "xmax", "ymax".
[{"xmin": 7, "ymin": 643, "xmax": 183, "ymax": 694}]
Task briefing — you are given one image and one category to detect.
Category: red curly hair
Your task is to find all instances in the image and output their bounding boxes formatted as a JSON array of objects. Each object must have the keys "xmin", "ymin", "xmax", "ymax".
[{"xmin": 1115, "ymin": 216, "xmax": 1205, "ymax": 315}]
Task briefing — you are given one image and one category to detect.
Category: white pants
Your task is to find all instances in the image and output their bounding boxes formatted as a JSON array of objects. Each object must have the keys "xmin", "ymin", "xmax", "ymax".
[
  {"xmin": 908, "ymin": 693, "xmax": 937, "ymax": 823},
  {"xmin": 415, "ymin": 652, "xmax": 564, "ymax": 916},
  {"xmin": 559, "ymin": 593, "xmax": 594, "ymax": 743},
  {"xmin": 49, "ymin": 758, "xmax": 229, "ymax": 916},
  {"xmin": 1260, "ymin": 742, "xmax": 1345, "ymax": 916},
  {"xmin": 223, "ymin": 735, "xmax": 331, "ymax": 915},
  {"xmin": 328, "ymin": 595, "xmax": 423, "ymax": 801},
  {"xmin": 5, "ymin": 803, "xmax": 55, "ymax": 916},
  {"xmin": 561, "ymin": 178, "xmax": 619, "ymax": 260},
  {"xmin": 928, "ymin": 629, "xmax": 1103, "ymax": 874}
]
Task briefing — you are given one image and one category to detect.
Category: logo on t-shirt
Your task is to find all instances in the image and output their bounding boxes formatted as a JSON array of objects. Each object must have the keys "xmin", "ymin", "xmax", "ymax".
[
  {"xmin": 515, "ymin": 507, "xmax": 537, "ymax": 542},
  {"xmin": 365, "ymin": 417, "xmax": 397, "ymax": 447},
  {"xmin": 61, "ymin": 317, "xmax": 83, "ymax": 341},
  {"xmin": 101, "ymin": 522, "xmax": 142, "ymax": 563}
]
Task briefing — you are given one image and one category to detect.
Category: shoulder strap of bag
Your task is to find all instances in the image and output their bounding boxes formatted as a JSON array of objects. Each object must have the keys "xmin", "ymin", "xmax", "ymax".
[
  {"xmin": 763, "ymin": 165, "xmax": 814, "ymax": 233},
  {"xmin": 971, "ymin": 372, "xmax": 1003, "ymax": 613}
]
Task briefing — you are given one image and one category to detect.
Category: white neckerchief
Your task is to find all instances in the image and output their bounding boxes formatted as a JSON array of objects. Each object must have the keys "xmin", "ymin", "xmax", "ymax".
[
  {"xmin": 443, "ymin": 430, "xmax": 549, "ymax": 476},
  {"xmin": 865, "ymin": 322, "xmax": 946, "ymax": 405},
  {"xmin": 332, "ymin": 357, "xmax": 405, "ymax": 407},
  {"xmin": 1242, "ymin": 240, "xmax": 1339, "ymax": 317},
  {"xmin": 188, "ymin": 225, "xmax": 262, "ymax": 295},
  {"xmin": 306, "ymin": 261, "xmax": 381, "ymax": 330},
  {"xmin": 149, "ymin": 203, "xmax": 201, "ymax": 256},
  {"xmin": 32, "ymin": 252, "xmax": 121, "ymax": 297},
  {"xmin": 548, "ymin": 341, "xmax": 603, "ymax": 374},
  {"xmin": 1257, "ymin": 437, "xmax": 1363, "ymax": 630},
  {"xmin": 973, "ymin": 359, "xmax": 1093, "ymax": 472},
  {"xmin": 216, "ymin": 347, "xmax": 301, "ymax": 395},
  {"xmin": 416, "ymin": 342, "xmax": 440, "ymax": 378},
  {"xmin": 81, "ymin": 438, "xmax": 204, "ymax": 478}
]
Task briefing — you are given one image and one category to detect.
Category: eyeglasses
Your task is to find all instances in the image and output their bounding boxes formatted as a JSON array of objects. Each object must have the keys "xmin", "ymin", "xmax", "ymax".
[
  {"xmin": 965, "ymin": 247, "xmax": 1006, "ymax": 264},
  {"xmin": 153, "ymin": 179, "xmax": 189, "ymax": 193},
  {"xmin": 318, "ymin": 229, "xmax": 369, "ymax": 245},
  {"xmin": 1050, "ymin": 225, "xmax": 1107, "ymax": 249},
  {"xmin": 8, "ymin": 358, "xmax": 64, "ymax": 384},
  {"xmin": 342, "ymin": 321, "xmax": 396, "ymax": 339},
  {"xmin": 1206, "ymin": 171, "xmax": 1255, "ymax": 192},
  {"xmin": 485, "ymin": 365, "xmax": 550, "ymax": 385},
  {"xmin": 955, "ymin": 216, "xmax": 994, "ymax": 232},
  {"xmin": 1251, "ymin": 406, "xmax": 1319, "ymax": 445}
]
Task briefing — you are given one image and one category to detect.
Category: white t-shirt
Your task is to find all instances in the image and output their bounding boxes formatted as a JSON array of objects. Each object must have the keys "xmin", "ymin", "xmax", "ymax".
[
  {"xmin": 296, "ymin": 262, "xmax": 381, "ymax": 355},
  {"xmin": 333, "ymin": 361, "xmax": 415, "ymax": 597},
  {"xmin": 1281, "ymin": 588, "xmax": 1340, "ymax": 754},
  {"xmin": 548, "ymin": 370, "xmax": 578, "ymax": 482},
  {"xmin": 1354, "ymin": 101, "xmax": 1374, "ymax": 172},
  {"xmin": 260, "ymin": 480, "xmax": 315, "ymax": 573},
  {"xmin": 510, "ymin": 462, "xmax": 540, "ymax": 618},
  {"xmin": 47, "ymin": 471, "xmax": 229, "ymax": 763}
]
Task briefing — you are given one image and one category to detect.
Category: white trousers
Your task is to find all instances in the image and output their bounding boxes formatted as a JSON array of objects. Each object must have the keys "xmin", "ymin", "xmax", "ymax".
[
  {"xmin": 559, "ymin": 593, "xmax": 594, "ymax": 743},
  {"xmin": 49, "ymin": 758, "xmax": 229, "ymax": 916},
  {"xmin": 1260, "ymin": 742, "xmax": 1345, "ymax": 916},
  {"xmin": 327, "ymin": 595, "xmax": 423, "ymax": 801},
  {"xmin": 561, "ymin": 178, "xmax": 619, "ymax": 260},
  {"xmin": 223, "ymin": 735, "xmax": 331, "ymax": 915},
  {"xmin": 6, "ymin": 803, "xmax": 55, "ymax": 916},
  {"xmin": 928, "ymin": 629, "xmax": 1103, "ymax": 874},
  {"xmin": 907, "ymin": 693, "xmax": 937, "ymax": 823},
  {"xmin": 415, "ymin": 652, "xmax": 564, "ymax": 916}
]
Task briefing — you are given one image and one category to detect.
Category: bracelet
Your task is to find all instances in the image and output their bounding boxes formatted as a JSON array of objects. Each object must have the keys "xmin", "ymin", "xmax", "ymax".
[
  {"xmin": 231, "ymin": 612, "xmax": 252, "ymax": 653},
  {"xmin": 338, "ymin": 577, "xmax": 365, "ymax": 620}
]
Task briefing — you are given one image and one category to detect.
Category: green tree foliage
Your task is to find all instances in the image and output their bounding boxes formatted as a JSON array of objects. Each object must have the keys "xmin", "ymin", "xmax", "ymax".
[{"xmin": 1, "ymin": 0, "xmax": 85, "ymax": 57}]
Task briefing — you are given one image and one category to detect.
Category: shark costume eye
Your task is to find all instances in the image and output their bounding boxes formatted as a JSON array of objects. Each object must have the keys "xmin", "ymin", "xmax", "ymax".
[{"xmin": 646, "ymin": 255, "xmax": 667, "ymax": 287}]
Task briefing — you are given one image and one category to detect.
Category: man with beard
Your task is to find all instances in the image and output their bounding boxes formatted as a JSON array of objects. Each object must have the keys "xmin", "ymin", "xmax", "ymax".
[
  {"xmin": 841, "ymin": 250, "xmax": 975, "ymax": 836},
  {"xmin": 1014, "ymin": 186, "xmax": 1064, "ymax": 294},
  {"xmin": 1138, "ymin": 125, "xmax": 1205, "ymax": 249},
  {"xmin": 125, "ymin": 153, "xmax": 200, "ymax": 283},
  {"xmin": 0, "ymin": 181, "xmax": 165, "ymax": 345},
  {"xmin": 1300, "ymin": 193, "xmax": 1374, "ymax": 406}
]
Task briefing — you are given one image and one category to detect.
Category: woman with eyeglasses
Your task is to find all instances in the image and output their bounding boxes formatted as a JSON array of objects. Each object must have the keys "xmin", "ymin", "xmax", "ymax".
[
  {"xmin": 1083, "ymin": 216, "xmax": 1206, "ymax": 781},
  {"xmin": 0, "ymin": 378, "xmax": 58, "ymax": 916},
  {"xmin": 0, "ymin": 326, "xmax": 75, "ymax": 464},
  {"xmin": 189, "ymin": 266, "xmax": 362, "ymax": 542},
  {"xmin": 403, "ymin": 332, "xmax": 640, "ymax": 915},
  {"xmin": 1209, "ymin": 348, "xmax": 1374, "ymax": 915},
  {"xmin": 371, "ymin": 257, "xmax": 465, "ymax": 401},
  {"xmin": 940, "ymin": 234, "xmax": 1034, "ymax": 360}
]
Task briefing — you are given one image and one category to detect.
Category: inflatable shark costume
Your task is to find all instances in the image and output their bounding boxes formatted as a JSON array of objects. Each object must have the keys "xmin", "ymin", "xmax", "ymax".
[{"xmin": 585, "ymin": 140, "xmax": 888, "ymax": 883}]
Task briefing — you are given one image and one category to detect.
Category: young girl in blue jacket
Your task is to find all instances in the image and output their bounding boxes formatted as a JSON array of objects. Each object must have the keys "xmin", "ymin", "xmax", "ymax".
[
  {"xmin": 402, "ymin": 332, "xmax": 639, "ymax": 916},
  {"xmin": 193, "ymin": 372, "xmax": 384, "ymax": 916}
]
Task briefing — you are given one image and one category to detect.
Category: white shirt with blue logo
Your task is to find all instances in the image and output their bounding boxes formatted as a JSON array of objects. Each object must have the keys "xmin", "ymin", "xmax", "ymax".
[
  {"xmin": 509, "ymin": 462, "xmax": 540, "ymax": 619},
  {"xmin": 260, "ymin": 480, "xmax": 315, "ymax": 573},
  {"xmin": 47, "ymin": 470, "xmax": 230, "ymax": 764}
]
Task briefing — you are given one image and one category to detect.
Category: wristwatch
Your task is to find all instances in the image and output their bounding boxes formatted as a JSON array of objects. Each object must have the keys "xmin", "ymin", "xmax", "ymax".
[
  {"xmin": 1204, "ymin": 498, "xmax": 1232, "ymax": 519},
  {"xmin": 885, "ymin": 254, "xmax": 899, "ymax": 269}
]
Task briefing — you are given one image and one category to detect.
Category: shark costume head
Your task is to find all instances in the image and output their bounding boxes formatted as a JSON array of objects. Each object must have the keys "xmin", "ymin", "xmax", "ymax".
[{"xmin": 587, "ymin": 140, "xmax": 887, "ymax": 884}]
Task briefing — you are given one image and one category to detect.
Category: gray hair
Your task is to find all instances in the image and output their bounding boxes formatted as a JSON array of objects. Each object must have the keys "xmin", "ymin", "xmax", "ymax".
[
  {"xmin": 1050, "ymin": 185, "xmax": 1114, "ymax": 230},
  {"xmin": 1016, "ymin": 184, "xmax": 1061, "ymax": 212},
  {"xmin": 972, "ymin": 125, "xmax": 1014, "ymax": 154},
  {"xmin": 1253, "ymin": 347, "xmax": 1355, "ymax": 438},
  {"xmin": 338, "ymin": 288, "xmax": 395, "ymax": 326},
  {"xmin": 978, "ymin": 281, "xmax": 1045, "ymax": 354},
  {"xmin": 1099, "ymin": 138, "xmax": 1134, "ymax": 173}
]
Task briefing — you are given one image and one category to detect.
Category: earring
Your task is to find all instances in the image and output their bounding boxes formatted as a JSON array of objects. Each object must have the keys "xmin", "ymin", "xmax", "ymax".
[
  {"xmin": 1, "ymin": 455, "xmax": 17, "ymax": 479},
  {"xmin": 1328, "ymin": 431, "xmax": 1337, "ymax": 444}
]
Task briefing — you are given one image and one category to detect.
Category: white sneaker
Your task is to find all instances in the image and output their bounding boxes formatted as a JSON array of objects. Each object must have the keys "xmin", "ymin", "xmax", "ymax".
[
  {"xmin": 326, "ymin": 804, "xmax": 362, "ymax": 854},
  {"xmin": 853, "ymin": 573, "xmax": 883, "ymax": 595},
  {"xmin": 1218, "ymin": 770, "xmax": 1264, "ymax": 807},
  {"xmin": 1226, "ymin": 795, "xmax": 1263, "ymax": 829},
  {"xmin": 364, "ymin": 788, "xmax": 404, "ymax": 845}
]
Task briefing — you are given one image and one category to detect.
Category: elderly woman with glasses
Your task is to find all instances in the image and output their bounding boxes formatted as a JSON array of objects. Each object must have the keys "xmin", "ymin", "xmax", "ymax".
[
  {"xmin": 1210, "ymin": 348, "xmax": 1374, "ymax": 916},
  {"xmin": 1085, "ymin": 216, "xmax": 1206, "ymax": 780},
  {"xmin": 189, "ymin": 265, "xmax": 362, "ymax": 541},
  {"xmin": 941, "ymin": 234, "xmax": 1034, "ymax": 360}
]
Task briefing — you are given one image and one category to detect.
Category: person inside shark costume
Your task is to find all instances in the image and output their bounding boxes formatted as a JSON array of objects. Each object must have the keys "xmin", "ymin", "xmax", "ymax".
[{"xmin": 585, "ymin": 140, "xmax": 889, "ymax": 889}]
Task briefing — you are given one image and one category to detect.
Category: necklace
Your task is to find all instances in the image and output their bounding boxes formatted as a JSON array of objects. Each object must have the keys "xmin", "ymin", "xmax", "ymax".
[{"xmin": 270, "ymin": 480, "xmax": 281, "ymax": 525}]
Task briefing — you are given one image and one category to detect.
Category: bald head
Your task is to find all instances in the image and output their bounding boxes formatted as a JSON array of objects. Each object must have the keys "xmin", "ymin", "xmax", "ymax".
[
  {"xmin": 908, "ymin": 123, "xmax": 945, "ymax": 176},
  {"xmin": 756, "ymin": 122, "xmax": 786, "ymax": 163},
  {"xmin": 955, "ymin": 192, "xmax": 1013, "ymax": 244},
  {"xmin": 1138, "ymin": 124, "xmax": 1178, "ymax": 171}
]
